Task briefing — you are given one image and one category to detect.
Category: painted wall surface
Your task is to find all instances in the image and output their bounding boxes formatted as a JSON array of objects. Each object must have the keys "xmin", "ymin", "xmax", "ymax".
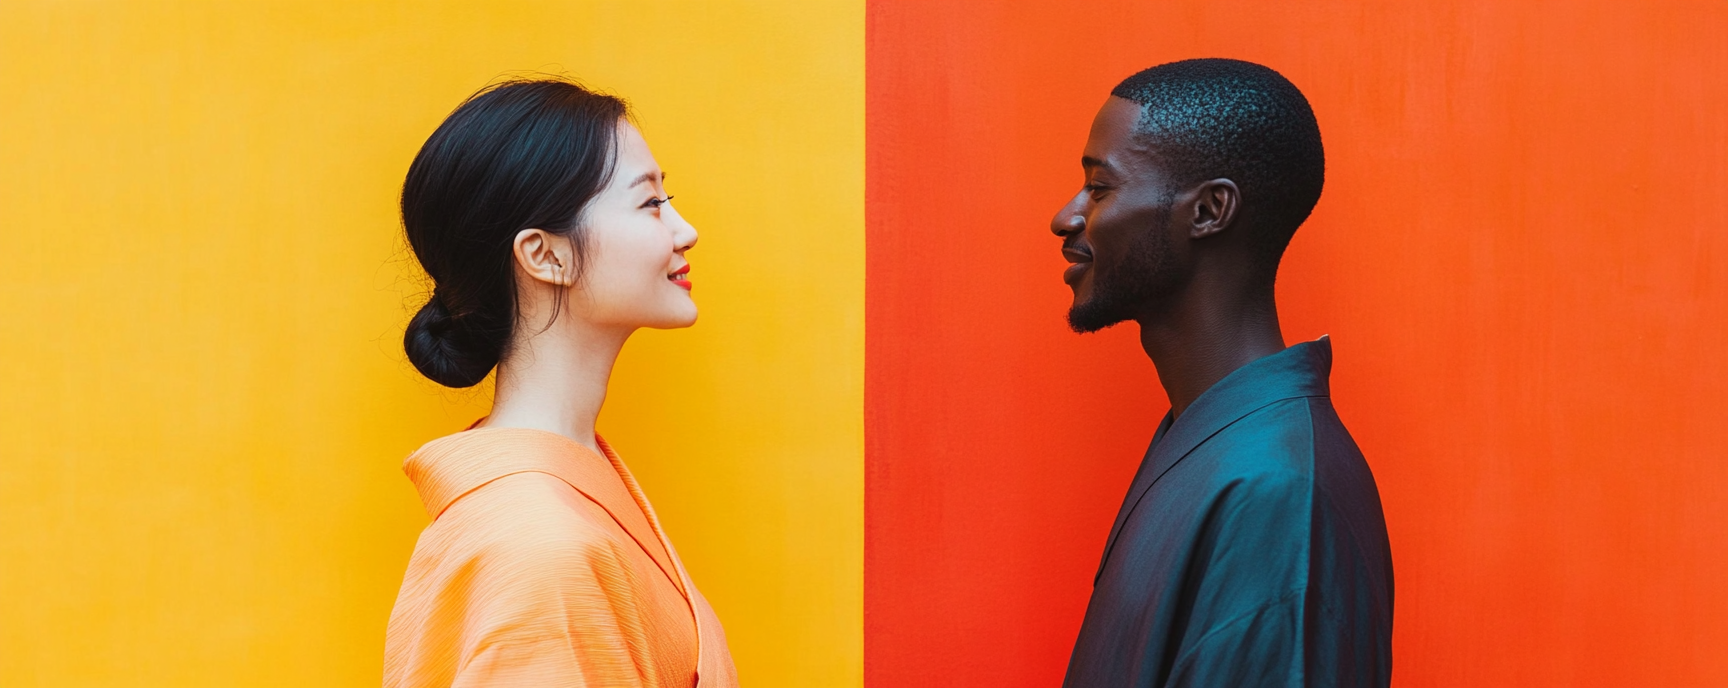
[
  {"xmin": 0, "ymin": 2, "xmax": 862, "ymax": 687},
  {"xmin": 866, "ymin": 2, "xmax": 1728, "ymax": 687},
  {"xmin": 7, "ymin": 1, "xmax": 1727, "ymax": 686}
]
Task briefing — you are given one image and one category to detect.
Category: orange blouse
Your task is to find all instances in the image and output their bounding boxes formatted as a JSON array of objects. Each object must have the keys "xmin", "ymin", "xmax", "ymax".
[{"xmin": 384, "ymin": 427, "xmax": 737, "ymax": 688}]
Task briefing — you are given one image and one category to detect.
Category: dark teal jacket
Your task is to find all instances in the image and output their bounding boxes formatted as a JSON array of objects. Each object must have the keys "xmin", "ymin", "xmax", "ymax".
[{"xmin": 1064, "ymin": 339, "xmax": 1394, "ymax": 688}]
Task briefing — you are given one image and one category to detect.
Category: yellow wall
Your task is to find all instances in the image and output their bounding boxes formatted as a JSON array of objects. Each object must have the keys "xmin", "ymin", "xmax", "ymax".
[{"xmin": 0, "ymin": 2, "xmax": 862, "ymax": 686}]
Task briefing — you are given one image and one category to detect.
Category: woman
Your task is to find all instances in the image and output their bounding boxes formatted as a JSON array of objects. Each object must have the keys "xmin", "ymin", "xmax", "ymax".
[{"xmin": 383, "ymin": 79, "xmax": 737, "ymax": 688}]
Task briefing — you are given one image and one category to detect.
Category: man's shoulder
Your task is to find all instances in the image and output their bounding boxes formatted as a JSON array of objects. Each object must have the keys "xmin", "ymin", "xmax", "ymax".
[
  {"xmin": 1203, "ymin": 395, "xmax": 1385, "ymax": 535},
  {"xmin": 1190, "ymin": 396, "xmax": 1376, "ymax": 504},
  {"xmin": 1198, "ymin": 396, "xmax": 1335, "ymax": 473}
]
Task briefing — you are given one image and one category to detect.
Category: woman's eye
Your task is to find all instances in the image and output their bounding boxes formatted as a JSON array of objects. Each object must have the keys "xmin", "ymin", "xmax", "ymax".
[{"xmin": 642, "ymin": 195, "xmax": 674, "ymax": 210}]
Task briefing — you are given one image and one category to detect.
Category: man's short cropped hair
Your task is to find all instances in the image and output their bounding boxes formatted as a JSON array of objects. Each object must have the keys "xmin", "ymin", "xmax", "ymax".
[{"xmin": 1112, "ymin": 58, "xmax": 1325, "ymax": 276}]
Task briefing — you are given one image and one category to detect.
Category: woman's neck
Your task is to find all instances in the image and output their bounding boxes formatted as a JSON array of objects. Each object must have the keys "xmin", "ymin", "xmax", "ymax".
[{"xmin": 485, "ymin": 321, "xmax": 631, "ymax": 456}]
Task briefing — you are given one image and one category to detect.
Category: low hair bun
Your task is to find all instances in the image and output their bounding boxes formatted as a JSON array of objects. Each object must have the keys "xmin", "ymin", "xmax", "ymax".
[{"xmin": 403, "ymin": 293, "xmax": 502, "ymax": 388}]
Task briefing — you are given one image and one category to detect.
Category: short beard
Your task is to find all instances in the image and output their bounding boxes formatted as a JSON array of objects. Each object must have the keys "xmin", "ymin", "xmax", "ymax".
[{"xmin": 1068, "ymin": 201, "xmax": 1175, "ymax": 333}]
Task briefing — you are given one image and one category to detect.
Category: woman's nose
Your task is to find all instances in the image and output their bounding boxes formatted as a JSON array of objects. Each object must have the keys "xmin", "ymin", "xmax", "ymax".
[{"xmin": 666, "ymin": 204, "xmax": 698, "ymax": 250}]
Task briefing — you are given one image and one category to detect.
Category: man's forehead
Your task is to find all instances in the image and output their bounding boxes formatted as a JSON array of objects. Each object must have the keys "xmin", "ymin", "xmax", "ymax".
[
  {"xmin": 1084, "ymin": 97, "xmax": 1152, "ymax": 169},
  {"xmin": 1094, "ymin": 96, "xmax": 1144, "ymax": 128}
]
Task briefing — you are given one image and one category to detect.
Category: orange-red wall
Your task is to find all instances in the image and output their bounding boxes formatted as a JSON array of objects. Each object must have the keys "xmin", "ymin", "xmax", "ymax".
[{"xmin": 865, "ymin": 2, "xmax": 1728, "ymax": 686}]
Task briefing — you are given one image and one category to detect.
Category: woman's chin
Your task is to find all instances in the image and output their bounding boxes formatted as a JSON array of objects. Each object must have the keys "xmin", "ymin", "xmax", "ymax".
[{"xmin": 644, "ymin": 308, "xmax": 698, "ymax": 330}]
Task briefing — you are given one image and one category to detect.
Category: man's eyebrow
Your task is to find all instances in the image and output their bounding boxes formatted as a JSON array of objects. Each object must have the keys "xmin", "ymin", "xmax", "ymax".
[{"xmin": 1081, "ymin": 156, "xmax": 1111, "ymax": 171}]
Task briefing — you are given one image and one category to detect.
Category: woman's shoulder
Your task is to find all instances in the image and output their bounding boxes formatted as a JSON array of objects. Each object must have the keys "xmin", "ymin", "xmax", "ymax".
[
  {"xmin": 433, "ymin": 471, "xmax": 623, "ymax": 556},
  {"xmin": 412, "ymin": 473, "xmax": 635, "ymax": 580},
  {"xmin": 390, "ymin": 475, "xmax": 647, "ymax": 674},
  {"xmin": 404, "ymin": 426, "xmax": 626, "ymax": 546}
]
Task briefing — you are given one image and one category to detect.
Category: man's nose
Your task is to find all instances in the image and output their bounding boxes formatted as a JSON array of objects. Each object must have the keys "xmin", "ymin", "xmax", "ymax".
[{"xmin": 1051, "ymin": 206, "xmax": 1086, "ymax": 237}]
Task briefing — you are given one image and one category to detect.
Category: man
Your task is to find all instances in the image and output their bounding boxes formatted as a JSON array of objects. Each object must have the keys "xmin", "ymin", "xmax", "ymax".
[{"xmin": 1053, "ymin": 59, "xmax": 1393, "ymax": 687}]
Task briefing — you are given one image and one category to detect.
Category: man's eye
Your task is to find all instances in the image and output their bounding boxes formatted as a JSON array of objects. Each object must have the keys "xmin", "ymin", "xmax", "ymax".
[{"xmin": 643, "ymin": 195, "xmax": 674, "ymax": 209}]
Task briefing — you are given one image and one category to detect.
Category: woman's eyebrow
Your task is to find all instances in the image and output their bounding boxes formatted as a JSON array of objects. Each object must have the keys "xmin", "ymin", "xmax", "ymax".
[{"xmin": 627, "ymin": 171, "xmax": 666, "ymax": 189}]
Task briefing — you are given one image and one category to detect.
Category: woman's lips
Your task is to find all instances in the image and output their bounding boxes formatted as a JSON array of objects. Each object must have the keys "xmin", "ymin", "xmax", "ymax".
[{"xmin": 669, "ymin": 265, "xmax": 692, "ymax": 291}]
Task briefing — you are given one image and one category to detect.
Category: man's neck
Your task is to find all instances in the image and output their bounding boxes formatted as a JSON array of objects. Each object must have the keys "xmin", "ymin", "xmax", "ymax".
[{"xmin": 1137, "ymin": 292, "xmax": 1286, "ymax": 419}]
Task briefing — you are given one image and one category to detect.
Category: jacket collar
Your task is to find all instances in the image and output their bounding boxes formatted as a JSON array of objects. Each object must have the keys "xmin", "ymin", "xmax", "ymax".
[
  {"xmin": 1095, "ymin": 337, "xmax": 1335, "ymax": 583},
  {"xmin": 403, "ymin": 426, "xmax": 687, "ymax": 599}
]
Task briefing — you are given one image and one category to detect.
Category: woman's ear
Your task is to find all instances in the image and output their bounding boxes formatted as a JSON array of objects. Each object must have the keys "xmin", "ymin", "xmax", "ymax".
[{"xmin": 512, "ymin": 229, "xmax": 573, "ymax": 286}]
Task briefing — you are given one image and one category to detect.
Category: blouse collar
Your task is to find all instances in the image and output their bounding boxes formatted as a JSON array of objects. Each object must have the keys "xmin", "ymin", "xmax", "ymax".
[{"xmin": 403, "ymin": 426, "xmax": 687, "ymax": 598}]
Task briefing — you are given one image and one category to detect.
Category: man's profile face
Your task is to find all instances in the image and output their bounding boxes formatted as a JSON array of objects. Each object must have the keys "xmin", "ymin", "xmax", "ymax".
[{"xmin": 1052, "ymin": 97, "xmax": 1189, "ymax": 333}]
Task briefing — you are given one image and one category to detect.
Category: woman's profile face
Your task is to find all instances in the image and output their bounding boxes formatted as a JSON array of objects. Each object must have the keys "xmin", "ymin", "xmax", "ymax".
[{"xmin": 570, "ymin": 121, "xmax": 698, "ymax": 330}]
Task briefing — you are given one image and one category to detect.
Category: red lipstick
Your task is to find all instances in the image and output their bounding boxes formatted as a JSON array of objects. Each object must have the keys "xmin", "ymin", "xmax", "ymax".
[{"xmin": 669, "ymin": 264, "xmax": 692, "ymax": 291}]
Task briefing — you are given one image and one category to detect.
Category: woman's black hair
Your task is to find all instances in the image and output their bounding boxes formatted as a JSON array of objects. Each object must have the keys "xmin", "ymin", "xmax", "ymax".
[{"xmin": 401, "ymin": 79, "xmax": 628, "ymax": 388}]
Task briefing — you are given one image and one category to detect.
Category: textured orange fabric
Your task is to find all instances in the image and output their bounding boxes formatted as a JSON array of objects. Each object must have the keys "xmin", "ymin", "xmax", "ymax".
[{"xmin": 384, "ymin": 427, "xmax": 738, "ymax": 688}]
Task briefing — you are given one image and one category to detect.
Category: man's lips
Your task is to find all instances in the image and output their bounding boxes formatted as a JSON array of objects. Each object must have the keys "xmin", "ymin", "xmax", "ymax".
[{"xmin": 1062, "ymin": 246, "xmax": 1092, "ymax": 286}]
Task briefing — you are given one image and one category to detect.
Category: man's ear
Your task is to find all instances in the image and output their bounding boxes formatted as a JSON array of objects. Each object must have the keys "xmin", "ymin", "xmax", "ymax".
[
  {"xmin": 1188, "ymin": 178, "xmax": 1240, "ymax": 240},
  {"xmin": 512, "ymin": 229, "xmax": 574, "ymax": 286}
]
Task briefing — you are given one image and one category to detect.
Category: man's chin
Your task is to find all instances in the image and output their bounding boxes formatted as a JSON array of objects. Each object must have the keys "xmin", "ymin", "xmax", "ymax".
[{"xmin": 1067, "ymin": 299, "xmax": 1130, "ymax": 334}]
